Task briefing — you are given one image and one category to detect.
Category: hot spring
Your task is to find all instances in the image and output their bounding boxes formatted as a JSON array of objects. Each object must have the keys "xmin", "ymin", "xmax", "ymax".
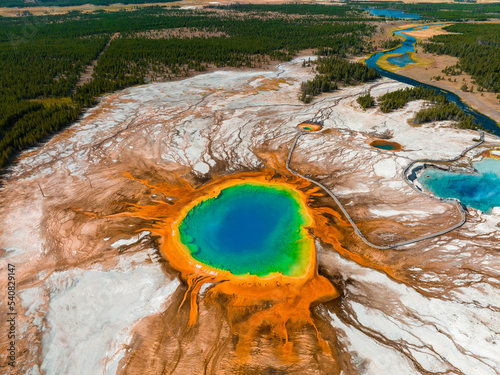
[
  {"xmin": 370, "ymin": 139, "xmax": 402, "ymax": 151},
  {"xmin": 418, "ymin": 158, "xmax": 500, "ymax": 213}
]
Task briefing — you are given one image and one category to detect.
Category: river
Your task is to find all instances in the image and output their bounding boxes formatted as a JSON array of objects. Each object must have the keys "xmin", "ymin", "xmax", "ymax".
[
  {"xmin": 365, "ymin": 23, "xmax": 500, "ymax": 135},
  {"xmin": 365, "ymin": 8, "xmax": 421, "ymax": 20}
]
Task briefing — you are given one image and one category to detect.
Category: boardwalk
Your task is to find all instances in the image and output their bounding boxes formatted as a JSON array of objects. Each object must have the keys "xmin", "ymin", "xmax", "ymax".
[{"xmin": 286, "ymin": 129, "xmax": 485, "ymax": 249}]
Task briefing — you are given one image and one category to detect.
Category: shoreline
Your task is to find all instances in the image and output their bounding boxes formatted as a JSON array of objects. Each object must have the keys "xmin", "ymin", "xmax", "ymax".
[
  {"xmin": 396, "ymin": 59, "xmax": 500, "ymax": 125},
  {"xmin": 367, "ymin": 22, "xmax": 500, "ymax": 127}
]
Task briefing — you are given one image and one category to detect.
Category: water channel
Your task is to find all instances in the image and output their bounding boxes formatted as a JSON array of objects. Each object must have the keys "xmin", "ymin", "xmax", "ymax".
[{"xmin": 364, "ymin": 20, "xmax": 500, "ymax": 135}]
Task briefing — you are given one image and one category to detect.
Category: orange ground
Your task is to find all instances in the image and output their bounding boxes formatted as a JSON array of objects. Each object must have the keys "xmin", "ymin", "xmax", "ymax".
[
  {"xmin": 370, "ymin": 139, "xmax": 403, "ymax": 151},
  {"xmin": 116, "ymin": 169, "xmax": 342, "ymax": 365},
  {"xmin": 298, "ymin": 122, "xmax": 323, "ymax": 132}
]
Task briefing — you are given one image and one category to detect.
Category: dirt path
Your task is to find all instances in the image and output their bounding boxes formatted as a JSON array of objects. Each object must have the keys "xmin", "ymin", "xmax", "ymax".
[{"xmin": 74, "ymin": 32, "xmax": 119, "ymax": 90}]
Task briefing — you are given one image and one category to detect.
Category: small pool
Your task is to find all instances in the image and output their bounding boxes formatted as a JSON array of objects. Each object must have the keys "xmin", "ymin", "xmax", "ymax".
[
  {"xmin": 298, "ymin": 122, "xmax": 322, "ymax": 132},
  {"xmin": 418, "ymin": 158, "xmax": 500, "ymax": 213},
  {"xmin": 365, "ymin": 8, "xmax": 421, "ymax": 19},
  {"xmin": 370, "ymin": 140, "xmax": 402, "ymax": 151}
]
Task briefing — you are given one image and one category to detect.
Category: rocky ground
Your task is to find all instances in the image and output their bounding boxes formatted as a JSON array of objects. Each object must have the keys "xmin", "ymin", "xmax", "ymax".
[{"xmin": 1, "ymin": 57, "xmax": 500, "ymax": 374}]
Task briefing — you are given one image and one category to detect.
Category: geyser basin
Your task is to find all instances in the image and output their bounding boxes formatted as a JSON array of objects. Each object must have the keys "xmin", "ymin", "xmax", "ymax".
[
  {"xmin": 418, "ymin": 158, "xmax": 500, "ymax": 213},
  {"xmin": 176, "ymin": 182, "xmax": 313, "ymax": 277},
  {"xmin": 124, "ymin": 172, "xmax": 339, "ymax": 357}
]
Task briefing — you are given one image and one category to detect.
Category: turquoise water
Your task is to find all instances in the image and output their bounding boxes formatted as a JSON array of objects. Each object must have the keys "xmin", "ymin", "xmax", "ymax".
[
  {"xmin": 365, "ymin": 23, "xmax": 499, "ymax": 135},
  {"xmin": 178, "ymin": 183, "xmax": 311, "ymax": 276},
  {"xmin": 373, "ymin": 143, "xmax": 395, "ymax": 150},
  {"xmin": 365, "ymin": 8, "xmax": 421, "ymax": 19},
  {"xmin": 418, "ymin": 158, "xmax": 500, "ymax": 213},
  {"xmin": 366, "ymin": 25, "xmax": 431, "ymax": 69}
]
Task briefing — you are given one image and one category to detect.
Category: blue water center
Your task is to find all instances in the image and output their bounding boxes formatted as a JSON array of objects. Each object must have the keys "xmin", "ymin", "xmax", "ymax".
[
  {"xmin": 177, "ymin": 183, "xmax": 312, "ymax": 277},
  {"xmin": 365, "ymin": 8, "xmax": 421, "ymax": 19},
  {"xmin": 418, "ymin": 158, "xmax": 500, "ymax": 213}
]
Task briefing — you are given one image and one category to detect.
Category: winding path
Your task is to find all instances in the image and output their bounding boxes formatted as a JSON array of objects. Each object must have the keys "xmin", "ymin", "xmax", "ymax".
[{"xmin": 286, "ymin": 129, "xmax": 485, "ymax": 249}]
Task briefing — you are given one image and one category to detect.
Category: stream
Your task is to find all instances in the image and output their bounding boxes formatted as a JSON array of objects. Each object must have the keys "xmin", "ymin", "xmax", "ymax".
[{"xmin": 365, "ymin": 23, "xmax": 500, "ymax": 135}]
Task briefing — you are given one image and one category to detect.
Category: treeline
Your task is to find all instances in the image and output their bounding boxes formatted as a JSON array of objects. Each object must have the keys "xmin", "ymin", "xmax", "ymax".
[
  {"xmin": 0, "ymin": 32, "xmax": 107, "ymax": 169},
  {"xmin": 423, "ymin": 23, "xmax": 500, "ymax": 93},
  {"xmin": 316, "ymin": 56, "xmax": 380, "ymax": 84},
  {"xmin": 0, "ymin": 104, "xmax": 80, "ymax": 168},
  {"xmin": 72, "ymin": 36, "xmax": 293, "ymax": 106},
  {"xmin": 207, "ymin": 3, "xmax": 364, "ymax": 18},
  {"xmin": 413, "ymin": 102, "xmax": 477, "ymax": 129},
  {"xmin": 299, "ymin": 56, "xmax": 380, "ymax": 103},
  {"xmin": 379, "ymin": 86, "xmax": 446, "ymax": 113},
  {"xmin": 379, "ymin": 38, "xmax": 402, "ymax": 50},
  {"xmin": 376, "ymin": 86, "xmax": 481, "ymax": 129},
  {"xmin": 299, "ymin": 76, "xmax": 338, "ymax": 103},
  {"xmin": 1, "ymin": 0, "xmax": 177, "ymax": 7},
  {"xmin": 357, "ymin": 1, "xmax": 500, "ymax": 20},
  {"xmin": 0, "ymin": 5, "xmax": 377, "ymax": 170},
  {"xmin": 72, "ymin": 20, "xmax": 374, "ymax": 107}
]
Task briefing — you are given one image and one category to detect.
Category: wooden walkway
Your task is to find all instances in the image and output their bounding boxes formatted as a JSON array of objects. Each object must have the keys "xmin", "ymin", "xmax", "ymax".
[{"xmin": 286, "ymin": 129, "xmax": 485, "ymax": 250}]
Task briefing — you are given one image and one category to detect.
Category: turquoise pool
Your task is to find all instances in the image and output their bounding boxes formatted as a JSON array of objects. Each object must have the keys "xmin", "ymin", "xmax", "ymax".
[
  {"xmin": 418, "ymin": 158, "xmax": 500, "ymax": 213},
  {"xmin": 177, "ymin": 183, "xmax": 312, "ymax": 277}
]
